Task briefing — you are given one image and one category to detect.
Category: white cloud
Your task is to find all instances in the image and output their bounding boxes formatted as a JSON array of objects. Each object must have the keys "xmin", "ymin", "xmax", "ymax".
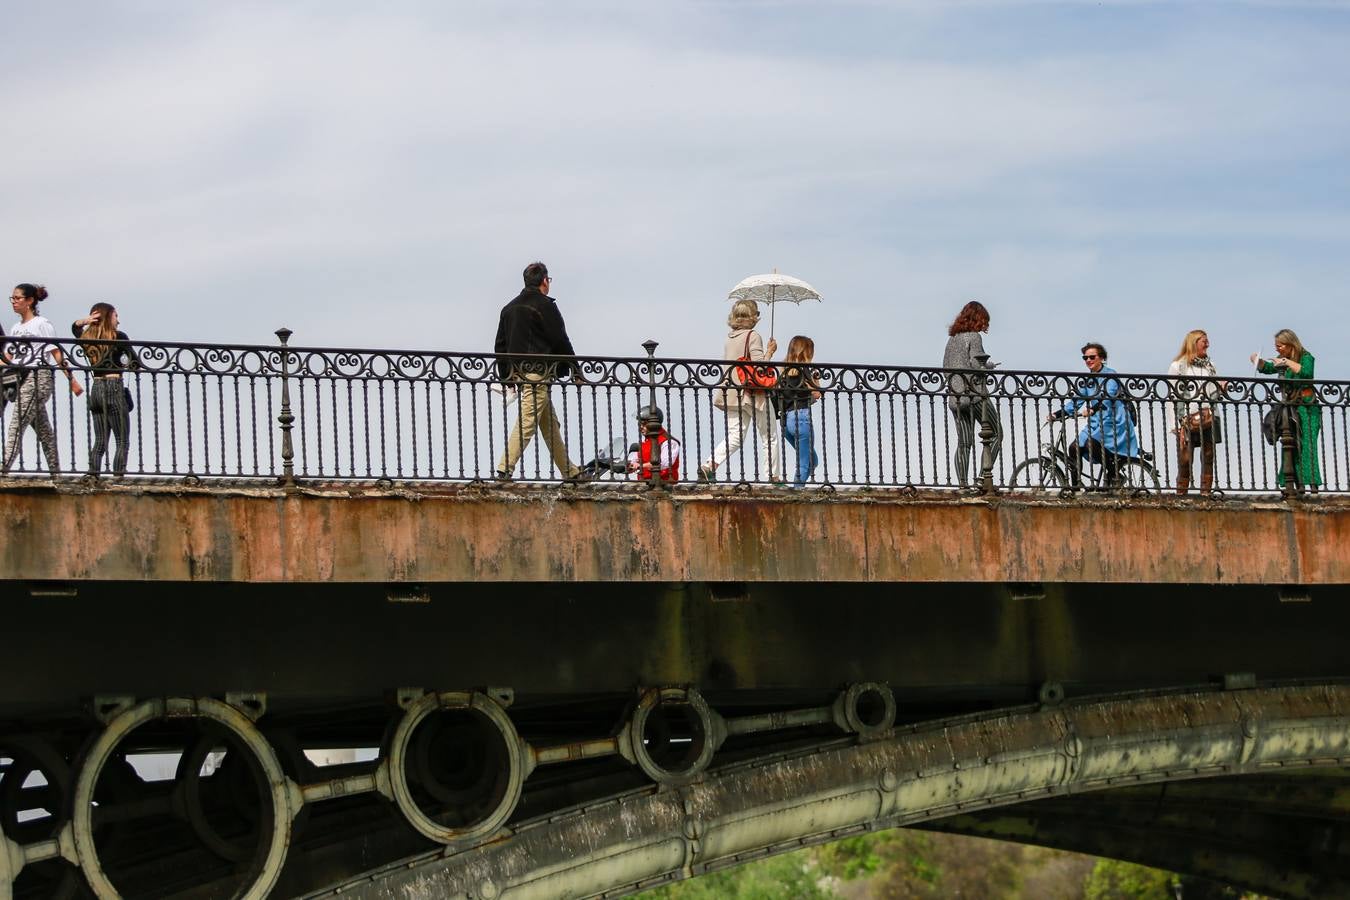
[{"xmin": 1, "ymin": 2, "xmax": 1347, "ymax": 380}]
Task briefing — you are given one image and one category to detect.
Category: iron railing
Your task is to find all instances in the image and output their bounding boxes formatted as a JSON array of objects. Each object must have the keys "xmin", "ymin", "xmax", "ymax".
[{"xmin": 0, "ymin": 333, "xmax": 1343, "ymax": 498}]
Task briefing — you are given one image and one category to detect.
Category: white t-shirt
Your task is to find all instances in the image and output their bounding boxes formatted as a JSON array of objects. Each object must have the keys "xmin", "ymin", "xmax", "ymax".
[{"xmin": 7, "ymin": 316, "xmax": 58, "ymax": 367}]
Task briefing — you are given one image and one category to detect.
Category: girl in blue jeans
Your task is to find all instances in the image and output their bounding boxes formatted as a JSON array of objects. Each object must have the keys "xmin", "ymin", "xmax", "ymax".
[{"xmin": 777, "ymin": 336, "xmax": 821, "ymax": 486}]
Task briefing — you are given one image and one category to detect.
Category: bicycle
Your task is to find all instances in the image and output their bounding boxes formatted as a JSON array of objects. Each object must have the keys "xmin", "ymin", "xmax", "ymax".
[{"xmin": 1007, "ymin": 417, "xmax": 1161, "ymax": 495}]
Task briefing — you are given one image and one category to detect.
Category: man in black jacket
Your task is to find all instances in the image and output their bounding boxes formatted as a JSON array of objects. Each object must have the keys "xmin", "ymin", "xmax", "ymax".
[{"xmin": 493, "ymin": 261, "xmax": 586, "ymax": 482}]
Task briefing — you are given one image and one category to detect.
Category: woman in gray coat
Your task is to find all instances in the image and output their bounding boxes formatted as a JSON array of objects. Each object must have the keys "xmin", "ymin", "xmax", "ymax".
[{"xmin": 943, "ymin": 300, "xmax": 1003, "ymax": 488}]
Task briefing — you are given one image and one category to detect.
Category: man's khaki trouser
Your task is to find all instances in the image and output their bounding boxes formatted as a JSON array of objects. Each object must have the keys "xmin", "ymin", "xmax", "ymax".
[{"xmin": 496, "ymin": 370, "xmax": 580, "ymax": 479}]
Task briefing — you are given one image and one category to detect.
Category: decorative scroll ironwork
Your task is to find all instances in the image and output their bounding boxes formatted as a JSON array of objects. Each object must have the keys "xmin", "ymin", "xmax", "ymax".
[{"xmin": 0, "ymin": 334, "xmax": 1343, "ymax": 496}]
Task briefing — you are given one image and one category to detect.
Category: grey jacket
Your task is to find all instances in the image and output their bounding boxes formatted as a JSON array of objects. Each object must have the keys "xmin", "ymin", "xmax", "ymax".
[{"xmin": 943, "ymin": 331, "xmax": 997, "ymax": 405}]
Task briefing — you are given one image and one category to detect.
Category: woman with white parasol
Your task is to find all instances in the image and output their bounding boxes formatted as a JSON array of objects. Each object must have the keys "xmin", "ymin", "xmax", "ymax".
[
  {"xmin": 697, "ymin": 273, "xmax": 820, "ymax": 483},
  {"xmin": 726, "ymin": 272, "xmax": 821, "ymax": 342},
  {"xmin": 698, "ymin": 298, "xmax": 782, "ymax": 482}
]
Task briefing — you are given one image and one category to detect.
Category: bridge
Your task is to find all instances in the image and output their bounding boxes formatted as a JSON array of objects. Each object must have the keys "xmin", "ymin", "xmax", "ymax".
[{"xmin": 2, "ymin": 335, "xmax": 1348, "ymax": 899}]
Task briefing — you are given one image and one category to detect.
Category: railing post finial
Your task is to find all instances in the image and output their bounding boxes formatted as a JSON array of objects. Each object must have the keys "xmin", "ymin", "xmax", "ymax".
[
  {"xmin": 641, "ymin": 340, "xmax": 666, "ymax": 491},
  {"xmin": 977, "ymin": 414, "xmax": 997, "ymax": 495},
  {"xmin": 1279, "ymin": 399, "xmax": 1302, "ymax": 500},
  {"xmin": 276, "ymin": 328, "xmax": 296, "ymax": 489}
]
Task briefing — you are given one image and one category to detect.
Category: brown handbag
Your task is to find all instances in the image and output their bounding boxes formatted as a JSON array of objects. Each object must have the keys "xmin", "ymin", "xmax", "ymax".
[{"xmin": 1185, "ymin": 408, "xmax": 1214, "ymax": 431}]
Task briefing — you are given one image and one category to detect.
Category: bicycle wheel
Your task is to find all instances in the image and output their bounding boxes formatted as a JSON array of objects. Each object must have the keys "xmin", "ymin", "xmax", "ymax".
[
  {"xmin": 1007, "ymin": 457, "xmax": 1066, "ymax": 493},
  {"xmin": 1117, "ymin": 459, "xmax": 1161, "ymax": 495}
]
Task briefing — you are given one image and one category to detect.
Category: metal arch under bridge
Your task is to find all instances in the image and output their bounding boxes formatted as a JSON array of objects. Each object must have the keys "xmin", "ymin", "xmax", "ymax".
[
  {"xmin": 303, "ymin": 684, "xmax": 1350, "ymax": 900},
  {"xmin": 6, "ymin": 487, "xmax": 1350, "ymax": 898}
]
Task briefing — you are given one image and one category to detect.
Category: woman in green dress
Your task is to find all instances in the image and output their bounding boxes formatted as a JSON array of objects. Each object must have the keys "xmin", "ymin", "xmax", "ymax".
[{"xmin": 1250, "ymin": 329, "xmax": 1321, "ymax": 489}]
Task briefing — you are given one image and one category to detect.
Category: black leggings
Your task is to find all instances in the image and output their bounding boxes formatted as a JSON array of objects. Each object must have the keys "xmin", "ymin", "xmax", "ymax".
[
  {"xmin": 1068, "ymin": 437, "xmax": 1120, "ymax": 488},
  {"xmin": 89, "ymin": 378, "xmax": 131, "ymax": 475},
  {"xmin": 949, "ymin": 398, "xmax": 1004, "ymax": 487}
]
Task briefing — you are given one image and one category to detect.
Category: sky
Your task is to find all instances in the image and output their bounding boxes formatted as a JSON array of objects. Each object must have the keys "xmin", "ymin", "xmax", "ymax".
[{"xmin": 3, "ymin": 0, "xmax": 1348, "ymax": 379}]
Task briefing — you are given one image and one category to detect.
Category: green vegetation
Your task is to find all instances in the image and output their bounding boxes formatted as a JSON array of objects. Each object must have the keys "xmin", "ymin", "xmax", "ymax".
[
  {"xmin": 1084, "ymin": 859, "xmax": 1177, "ymax": 899},
  {"xmin": 635, "ymin": 830, "xmax": 1264, "ymax": 899},
  {"xmin": 638, "ymin": 851, "xmax": 837, "ymax": 900}
]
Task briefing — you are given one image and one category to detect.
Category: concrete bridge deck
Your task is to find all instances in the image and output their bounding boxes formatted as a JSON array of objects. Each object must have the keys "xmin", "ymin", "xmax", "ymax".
[{"xmin": 4, "ymin": 479, "xmax": 1347, "ymax": 585}]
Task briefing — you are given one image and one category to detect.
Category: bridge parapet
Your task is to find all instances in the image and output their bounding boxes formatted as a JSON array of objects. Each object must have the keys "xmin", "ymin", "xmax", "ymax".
[{"xmin": 3, "ymin": 482, "xmax": 1348, "ymax": 585}]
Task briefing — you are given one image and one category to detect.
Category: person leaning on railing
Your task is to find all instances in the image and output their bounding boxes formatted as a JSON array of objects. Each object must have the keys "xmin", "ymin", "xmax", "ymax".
[
  {"xmin": 1251, "ymin": 328, "xmax": 1320, "ymax": 491},
  {"xmin": 1167, "ymin": 329, "xmax": 1224, "ymax": 496},
  {"xmin": 72, "ymin": 302, "xmax": 140, "ymax": 478},
  {"xmin": 943, "ymin": 300, "xmax": 1003, "ymax": 489},
  {"xmin": 2, "ymin": 283, "xmax": 83, "ymax": 476}
]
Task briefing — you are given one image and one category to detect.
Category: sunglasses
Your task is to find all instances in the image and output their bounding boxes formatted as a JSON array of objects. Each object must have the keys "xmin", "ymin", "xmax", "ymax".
[{"xmin": 1082, "ymin": 355, "xmax": 1100, "ymax": 361}]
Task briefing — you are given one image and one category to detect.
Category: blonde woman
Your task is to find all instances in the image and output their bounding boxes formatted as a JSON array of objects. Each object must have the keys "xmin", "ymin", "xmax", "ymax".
[
  {"xmin": 699, "ymin": 299, "xmax": 782, "ymax": 483},
  {"xmin": 1251, "ymin": 328, "xmax": 1320, "ymax": 489},
  {"xmin": 73, "ymin": 302, "xmax": 139, "ymax": 476},
  {"xmin": 1167, "ymin": 329, "xmax": 1223, "ymax": 496}
]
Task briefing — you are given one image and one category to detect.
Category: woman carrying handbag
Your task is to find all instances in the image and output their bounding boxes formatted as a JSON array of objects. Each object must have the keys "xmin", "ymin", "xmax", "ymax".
[
  {"xmin": 1167, "ymin": 329, "xmax": 1224, "ymax": 496},
  {"xmin": 699, "ymin": 299, "xmax": 782, "ymax": 483}
]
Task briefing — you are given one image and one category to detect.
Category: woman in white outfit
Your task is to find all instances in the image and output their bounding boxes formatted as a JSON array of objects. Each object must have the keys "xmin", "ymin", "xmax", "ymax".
[
  {"xmin": 1167, "ymin": 329, "xmax": 1224, "ymax": 496},
  {"xmin": 699, "ymin": 299, "xmax": 782, "ymax": 483},
  {"xmin": 3, "ymin": 283, "xmax": 83, "ymax": 475}
]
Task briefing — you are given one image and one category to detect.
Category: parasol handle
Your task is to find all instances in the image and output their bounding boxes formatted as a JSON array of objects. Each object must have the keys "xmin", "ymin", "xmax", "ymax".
[{"xmin": 769, "ymin": 284, "xmax": 776, "ymax": 342}]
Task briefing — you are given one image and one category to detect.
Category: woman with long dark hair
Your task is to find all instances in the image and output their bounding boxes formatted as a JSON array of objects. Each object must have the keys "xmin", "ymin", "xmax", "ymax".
[
  {"xmin": 942, "ymin": 301, "xmax": 1002, "ymax": 489},
  {"xmin": 3, "ymin": 284, "xmax": 83, "ymax": 475},
  {"xmin": 73, "ymin": 302, "xmax": 139, "ymax": 476},
  {"xmin": 776, "ymin": 335, "xmax": 821, "ymax": 487}
]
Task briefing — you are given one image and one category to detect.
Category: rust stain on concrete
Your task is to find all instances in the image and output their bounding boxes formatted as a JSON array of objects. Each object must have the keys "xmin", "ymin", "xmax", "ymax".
[{"xmin": 2, "ymin": 485, "xmax": 1348, "ymax": 585}]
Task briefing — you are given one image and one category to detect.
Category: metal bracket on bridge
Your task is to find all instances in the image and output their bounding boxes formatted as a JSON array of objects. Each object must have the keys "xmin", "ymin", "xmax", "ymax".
[
  {"xmin": 1038, "ymin": 682, "xmax": 1066, "ymax": 708},
  {"xmin": 1008, "ymin": 583, "xmax": 1047, "ymax": 602},
  {"xmin": 485, "ymin": 686, "xmax": 515, "ymax": 708},
  {"xmin": 224, "ymin": 691, "xmax": 268, "ymax": 721},
  {"xmin": 394, "ymin": 687, "xmax": 426, "ymax": 710},
  {"xmin": 90, "ymin": 694, "xmax": 136, "ymax": 725},
  {"xmin": 1223, "ymin": 672, "xmax": 1257, "ymax": 691}
]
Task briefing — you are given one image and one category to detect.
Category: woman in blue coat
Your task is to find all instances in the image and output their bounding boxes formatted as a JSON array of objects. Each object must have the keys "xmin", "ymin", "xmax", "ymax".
[{"xmin": 1050, "ymin": 342, "xmax": 1139, "ymax": 489}]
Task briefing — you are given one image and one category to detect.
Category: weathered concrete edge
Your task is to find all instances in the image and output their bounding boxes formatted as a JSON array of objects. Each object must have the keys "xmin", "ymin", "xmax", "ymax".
[
  {"xmin": 3, "ymin": 486, "xmax": 1348, "ymax": 584},
  {"xmin": 303, "ymin": 685, "xmax": 1350, "ymax": 900}
]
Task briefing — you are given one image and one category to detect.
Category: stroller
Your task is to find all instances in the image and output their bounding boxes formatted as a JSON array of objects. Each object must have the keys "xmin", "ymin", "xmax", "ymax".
[{"xmin": 581, "ymin": 436, "xmax": 640, "ymax": 480}]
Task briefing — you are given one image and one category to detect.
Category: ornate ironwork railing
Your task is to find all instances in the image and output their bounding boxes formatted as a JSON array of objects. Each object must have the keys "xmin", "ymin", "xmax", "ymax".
[{"xmin": 0, "ymin": 333, "xmax": 1343, "ymax": 498}]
